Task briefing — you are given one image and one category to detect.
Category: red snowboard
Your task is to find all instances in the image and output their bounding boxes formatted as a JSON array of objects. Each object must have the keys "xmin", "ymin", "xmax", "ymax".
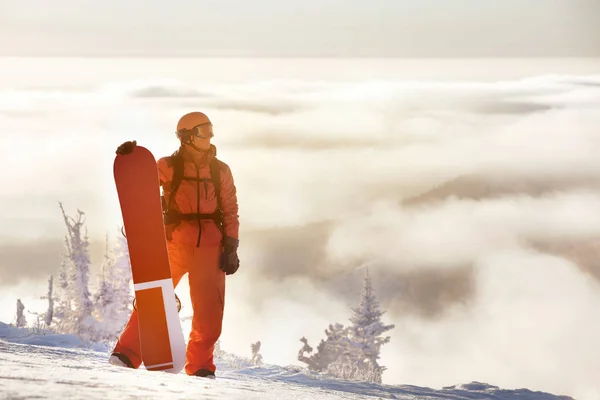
[{"xmin": 113, "ymin": 145, "xmax": 185, "ymax": 374}]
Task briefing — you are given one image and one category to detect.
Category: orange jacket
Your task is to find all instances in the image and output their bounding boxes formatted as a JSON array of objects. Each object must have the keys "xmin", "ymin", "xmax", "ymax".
[{"xmin": 157, "ymin": 144, "xmax": 239, "ymax": 247}]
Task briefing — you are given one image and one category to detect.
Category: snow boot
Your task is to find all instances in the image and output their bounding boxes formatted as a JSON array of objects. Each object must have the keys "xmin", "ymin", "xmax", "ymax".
[
  {"xmin": 108, "ymin": 352, "xmax": 134, "ymax": 368},
  {"xmin": 194, "ymin": 369, "xmax": 216, "ymax": 379}
]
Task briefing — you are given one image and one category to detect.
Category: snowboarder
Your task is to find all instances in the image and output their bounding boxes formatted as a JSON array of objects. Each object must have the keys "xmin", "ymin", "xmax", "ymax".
[{"xmin": 109, "ymin": 111, "xmax": 240, "ymax": 378}]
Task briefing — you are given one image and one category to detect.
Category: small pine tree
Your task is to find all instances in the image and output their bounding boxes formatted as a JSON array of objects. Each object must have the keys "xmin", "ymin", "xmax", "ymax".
[
  {"xmin": 54, "ymin": 245, "xmax": 74, "ymax": 333},
  {"xmin": 91, "ymin": 231, "xmax": 132, "ymax": 341},
  {"xmin": 251, "ymin": 341, "xmax": 263, "ymax": 366},
  {"xmin": 345, "ymin": 268, "xmax": 395, "ymax": 383},
  {"xmin": 16, "ymin": 299, "xmax": 27, "ymax": 328},
  {"xmin": 298, "ymin": 323, "xmax": 350, "ymax": 372},
  {"xmin": 112, "ymin": 233, "xmax": 133, "ymax": 311},
  {"xmin": 54, "ymin": 203, "xmax": 95, "ymax": 339},
  {"xmin": 92, "ymin": 233, "xmax": 116, "ymax": 340},
  {"xmin": 29, "ymin": 276, "xmax": 55, "ymax": 331},
  {"xmin": 42, "ymin": 275, "xmax": 55, "ymax": 327},
  {"xmin": 298, "ymin": 337, "xmax": 318, "ymax": 370},
  {"xmin": 298, "ymin": 268, "xmax": 394, "ymax": 383},
  {"xmin": 214, "ymin": 340, "xmax": 223, "ymax": 357}
]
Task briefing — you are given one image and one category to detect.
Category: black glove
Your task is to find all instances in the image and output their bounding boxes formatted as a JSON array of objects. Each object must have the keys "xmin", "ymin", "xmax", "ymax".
[
  {"xmin": 116, "ymin": 140, "xmax": 137, "ymax": 155},
  {"xmin": 220, "ymin": 236, "xmax": 239, "ymax": 275}
]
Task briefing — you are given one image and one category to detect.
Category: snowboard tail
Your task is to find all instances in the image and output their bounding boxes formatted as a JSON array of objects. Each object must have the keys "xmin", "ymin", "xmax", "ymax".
[
  {"xmin": 134, "ymin": 279, "xmax": 181, "ymax": 371},
  {"xmin": 113, "ymin": 145, "xmax": 186, "ymax": 374}
]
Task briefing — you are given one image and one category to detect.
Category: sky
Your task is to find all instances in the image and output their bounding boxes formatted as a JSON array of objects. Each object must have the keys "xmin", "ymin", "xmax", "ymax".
[
  {"xmin": 0, "ymin": 56, "xmax": 600, "ymax": 400},
  {"xmin": 0, "ymin": 0, "xmax": 599, "ymax": 57}
]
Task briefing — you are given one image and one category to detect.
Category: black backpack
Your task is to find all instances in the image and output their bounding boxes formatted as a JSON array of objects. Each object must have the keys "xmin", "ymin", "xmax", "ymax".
[{"xmin": 161, "ymin": 149, "xmax": 224, "ymax": 239}]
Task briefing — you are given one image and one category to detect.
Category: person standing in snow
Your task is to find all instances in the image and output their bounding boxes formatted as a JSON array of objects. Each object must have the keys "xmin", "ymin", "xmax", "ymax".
[{"xmin": 109, "ymin": 111, "xmax": 240, "ymax": 378}]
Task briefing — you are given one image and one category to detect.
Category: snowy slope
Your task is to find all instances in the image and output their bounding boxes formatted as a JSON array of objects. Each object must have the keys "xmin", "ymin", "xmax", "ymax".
[{"xmin": 0, "ymin": 322, "xmax": 574, "ymax": 400}]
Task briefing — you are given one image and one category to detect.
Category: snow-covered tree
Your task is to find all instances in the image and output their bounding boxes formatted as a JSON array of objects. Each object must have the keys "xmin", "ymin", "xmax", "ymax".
[
  {"xmin": 298, "ymin": 337, "xmax": 317, "ymax": 370},
  {"xmin": 298, "ymin": 268, "xmax": 394, "ymax": 383},
  {"xmin": 15, "ymin": 299, "xmax": 27, "ymax": 328},
  {"xmin": 53, "ymin": 245, "xmax": 73, "ymax": 332},
  {"xmin": 29, "ymin": 276, "xmax": 55, "ymax": 331},
  {"xmin": 41, "ymin": 275, "xmax": 55, "ymax": 327},
  {"xmin": 298, "ymin": 323, "xmax": 349, "ymax": 372},
  {"xmin": 91, "ymin": 231, "xmax": 133, "ymax": 341},
  {"xmin": 344, "ymin": 268, "xmax": 395, "ymax": 383},
  {"xmin": 53, "ymin": 203, "xmax": 94, "ymax": 338},
  {"xmin": 112, "ymin": 232, "xmax": 134, "ymax": 309},
  {"xmin": 91, "ymin": 234, "xmax": 116, "ymax": 340},
  {"xmin": 214, "ymin": 340, "xmax": 223, "ymax": 357},
  {"xmin": 251, "ymin": 341, "xmax": 263, "ymax": 366}
]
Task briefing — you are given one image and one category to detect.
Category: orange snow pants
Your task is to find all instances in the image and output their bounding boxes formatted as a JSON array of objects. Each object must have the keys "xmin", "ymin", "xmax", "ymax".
[{"xmin": 113, "ymin": 241, "xmax": 225, "ymax": 375}]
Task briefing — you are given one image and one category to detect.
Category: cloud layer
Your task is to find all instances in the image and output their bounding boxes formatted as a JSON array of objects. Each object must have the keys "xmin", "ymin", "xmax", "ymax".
[{"xmin": 1, "ymin": 59, "xmax": 600, "ymax": 399}]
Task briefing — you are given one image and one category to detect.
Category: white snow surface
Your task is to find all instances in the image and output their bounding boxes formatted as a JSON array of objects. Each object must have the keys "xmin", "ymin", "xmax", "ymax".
[{"xmin": 0, "ymin": 322, "xmax": 573, "ymax": 400}]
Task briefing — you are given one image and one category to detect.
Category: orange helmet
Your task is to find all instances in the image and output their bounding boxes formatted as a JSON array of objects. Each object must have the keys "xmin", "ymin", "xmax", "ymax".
[
  {"xmin": 177, "ymin": 112, "xmax": 211, "ymax": 131},
  {"xmin": 176, "ymin": 112, "xmax": 213, "ymax": 142}
]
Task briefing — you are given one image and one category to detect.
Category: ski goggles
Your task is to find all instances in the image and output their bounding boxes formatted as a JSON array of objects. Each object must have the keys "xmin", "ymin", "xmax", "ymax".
[{"xmin": 177, "ymin": 123, "xmax": 214, "ymax": 140}]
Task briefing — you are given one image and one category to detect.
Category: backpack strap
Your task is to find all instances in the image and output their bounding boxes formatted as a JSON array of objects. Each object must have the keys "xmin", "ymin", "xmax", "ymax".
[
  {"xmin": 162, "ymin": 150, "xmax": 184, "ymax": 227},
  {"xmin": 209, "ymin": 158, "xmax": 222, "ymax": 213},
  {"xmin": 170, "ymin": 150, "xmax": 185, "ymax": 206},
  {"xmin": 209, "ymin": 158, "xmax": 225, "ymax": 241},
  {"xmin": 162, "ymin": 152, "xmax": 225, "ymax": 242}
]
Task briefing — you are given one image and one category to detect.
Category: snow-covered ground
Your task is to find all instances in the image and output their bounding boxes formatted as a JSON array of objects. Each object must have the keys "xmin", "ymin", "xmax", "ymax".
[{"xmin": 0, "ymin": 322, "xmax": 573, "ymax": 400}]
